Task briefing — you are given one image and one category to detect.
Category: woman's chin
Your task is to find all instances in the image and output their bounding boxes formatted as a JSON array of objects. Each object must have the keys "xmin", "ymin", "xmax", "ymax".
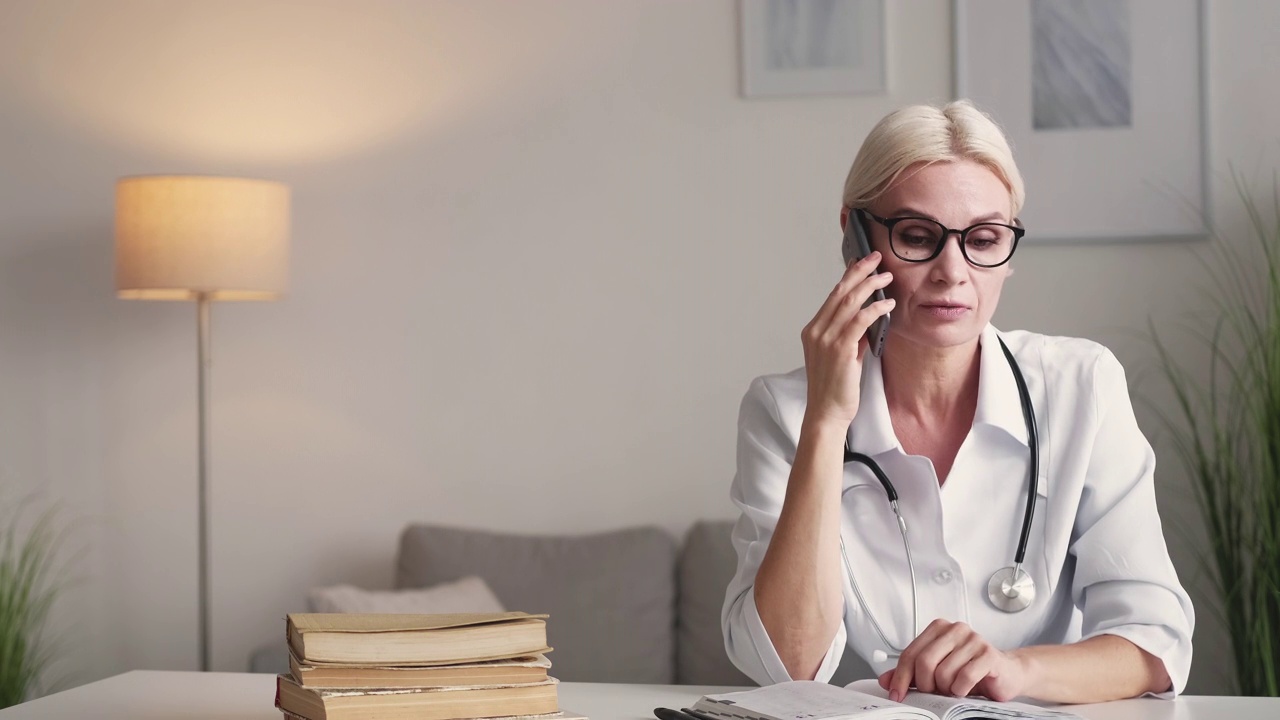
[{"xmin": 888, "ymin": 322, "xmax": 983, "ymax": 351}]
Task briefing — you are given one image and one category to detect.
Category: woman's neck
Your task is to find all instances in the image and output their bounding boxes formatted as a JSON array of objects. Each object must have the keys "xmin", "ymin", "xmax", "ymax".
[{"xmin": 880, "ymin": 333, "xmax": 982, "ymax": 428}]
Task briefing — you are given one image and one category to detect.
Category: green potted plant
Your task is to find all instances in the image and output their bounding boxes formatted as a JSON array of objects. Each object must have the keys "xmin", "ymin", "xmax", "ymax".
[
  {"xmin": 0, "ymin": 498, "xmax": 71, "ymax": 708},
  {"xmin": 1151, "ymin": 171, "xmax": 1280, "ymax": 696}
]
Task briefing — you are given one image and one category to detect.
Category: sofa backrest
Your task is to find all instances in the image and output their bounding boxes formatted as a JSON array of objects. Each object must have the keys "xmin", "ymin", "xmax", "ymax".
[
  {"xmin": 397, "ymin": 524, "xmax": 677, "ymax": 684},
  {"xmin": 396, "ymin": 522, "xmax": 874, "ymax": 686}
]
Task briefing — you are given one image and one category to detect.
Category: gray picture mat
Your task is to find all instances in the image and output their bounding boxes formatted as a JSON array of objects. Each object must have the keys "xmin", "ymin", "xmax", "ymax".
[
  {"xmin": 740, "ymin": 0, "xmax": 885, "ymax": 97},
  {"xmin": 953, "ymin": 0, "xmax": 1209, "ymax": 243}
]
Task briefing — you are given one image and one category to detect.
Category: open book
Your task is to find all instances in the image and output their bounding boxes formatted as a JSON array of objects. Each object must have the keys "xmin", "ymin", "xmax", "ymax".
[{"xmin": 690, "ymin": 680, "xmax": 1083, "ymax": 720}]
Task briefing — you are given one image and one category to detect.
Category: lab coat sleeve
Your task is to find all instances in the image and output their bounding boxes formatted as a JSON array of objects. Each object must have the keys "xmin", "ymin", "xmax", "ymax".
[
  {"xmin": 721, "ymin": 376, "xmax": 848, "ymax": 686},
  {"xmin": 1069, "ymin": 349, "xmax": 1195, "ymax": 697}
]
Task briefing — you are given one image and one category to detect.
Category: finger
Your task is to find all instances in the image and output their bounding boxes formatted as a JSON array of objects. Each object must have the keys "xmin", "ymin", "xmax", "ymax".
[
  {"xmin": 952, "ymin": 646, "xmax": 1003, "ymax": 699},
  {"xmin": 888, "ymin": 656, "xmax": 913, "ymax": 702},
  {"xmin": 934, "ymin": 636, "xmax": 986, "ymax": 696},
  {"xmin": 877, "ymin": 670, "xmax": 893, "ymax": 690},
  {"xmin": 821, "ymin": 271, "xmax": 894, "ymax": 346},
  {"xmin": 918, "ymin": 623, "xmax": 978, "ymax": 693},
  {"xmin": 808, "ymin": 251, "xmax": 883, "ymax": 334},
  {"xmin": 896, "ymin": 620, "xmax": 957, "ymax": 696},
  {"xmin": 891, "ymin": 619, "xmax": 951, "ymax": 701},
  {"xmin": 914, "ymin": 623, "xmax": 981, "ymax": 692},
  {"xmin": 834, "ymin": 296, "xmax": 896, "ymax": 354}
]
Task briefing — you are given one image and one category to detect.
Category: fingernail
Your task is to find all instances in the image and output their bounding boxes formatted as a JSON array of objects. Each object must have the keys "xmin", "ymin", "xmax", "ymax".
[{"xmin": 889, "ymin": 690, "xmax": 901, "ymax": 703}]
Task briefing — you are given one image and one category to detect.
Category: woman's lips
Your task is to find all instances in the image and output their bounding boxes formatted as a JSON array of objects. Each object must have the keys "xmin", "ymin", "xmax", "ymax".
[{"xmin": 919, "ymin": 304, "xmax": 970, "ymax": 319}]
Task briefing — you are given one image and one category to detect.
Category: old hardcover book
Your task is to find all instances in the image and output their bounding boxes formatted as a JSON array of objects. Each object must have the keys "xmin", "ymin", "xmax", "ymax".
[
  {"xmin": 275, "ymin": 674, "xmax": 559, "ymax": 720},
  {"xmin": 287, "ymin": 612, "xmax": 550, "ymax": 666},
  {"xmin": 289, "ymin": 649, "xmax": 551, "ymax": 689}
]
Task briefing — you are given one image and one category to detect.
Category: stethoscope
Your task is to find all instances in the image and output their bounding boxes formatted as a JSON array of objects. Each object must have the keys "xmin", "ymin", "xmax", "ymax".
[{"xmin": 838, "ymin": 336, "xmax": 1039, "ymax": 663}]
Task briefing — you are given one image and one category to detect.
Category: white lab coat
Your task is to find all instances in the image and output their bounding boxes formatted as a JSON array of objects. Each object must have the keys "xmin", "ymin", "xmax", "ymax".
[{"xmin": 721, "ymin": 325, "xmax": 1194, "ymax": 696}]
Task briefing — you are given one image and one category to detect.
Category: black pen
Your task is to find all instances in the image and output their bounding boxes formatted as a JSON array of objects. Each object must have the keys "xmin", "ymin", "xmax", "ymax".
[{"xmin": 654, "ymin": 708, "xmax": 699, "ymax": 720}]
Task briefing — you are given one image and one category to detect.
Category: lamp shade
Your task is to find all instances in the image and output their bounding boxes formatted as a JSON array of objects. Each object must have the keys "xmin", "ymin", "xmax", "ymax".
[{"xmin": 115, "ymin": 175, "xmax": 290, "ymax": 301}]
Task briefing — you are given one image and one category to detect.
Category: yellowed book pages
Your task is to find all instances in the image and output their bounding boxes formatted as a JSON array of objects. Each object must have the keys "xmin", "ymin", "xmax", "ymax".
[
  {"xmin": 275, "ymin": 673, "xmax": 561, "ymax": 720},
  {"xmin": 287, "ymin": 613, "xmax": 550, "ymax": 666},
  {"xmin": 289, "ymin": 612, "xmax": 548, "ymax": 634},
  {"xmin": 290, "ymin": 649, "xmax": 552, "ymax": 689}
]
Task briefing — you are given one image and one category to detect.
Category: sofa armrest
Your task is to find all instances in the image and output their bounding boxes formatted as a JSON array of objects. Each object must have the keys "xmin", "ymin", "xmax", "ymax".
[{"xmin": 677, "ymin": 520, "xmax": 874, "ymax": 685}]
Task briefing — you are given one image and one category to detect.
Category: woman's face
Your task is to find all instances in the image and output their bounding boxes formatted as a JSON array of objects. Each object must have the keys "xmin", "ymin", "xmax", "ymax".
[{"xmin": 844, "ymin": 160, "xmax": 1015, "ymax": 352}]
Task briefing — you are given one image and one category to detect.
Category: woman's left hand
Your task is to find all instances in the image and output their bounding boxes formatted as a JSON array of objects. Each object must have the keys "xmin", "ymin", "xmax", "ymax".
[{"xmin": 878, "ymin": 619, "xmax": 1030, "ymax": 703}]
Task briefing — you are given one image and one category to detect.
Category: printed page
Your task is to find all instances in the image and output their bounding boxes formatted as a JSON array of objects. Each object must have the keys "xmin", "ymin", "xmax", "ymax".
[
  {"xmin": 696, "ymin": 681, "xmax": 936, "ymax": 720},
  {"xmin": 843, "ymin": 680, "xmax": 1083, "ymax": 720}
]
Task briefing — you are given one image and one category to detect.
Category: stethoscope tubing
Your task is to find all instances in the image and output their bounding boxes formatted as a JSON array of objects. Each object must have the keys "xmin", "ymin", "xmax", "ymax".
[
  {"xmin": 999, "ymin": 338, "xmax": 1039, "ymax": 569},
  {"xmin": 838, "ymin": 507, "xmax": 915, "ymax": 657}
]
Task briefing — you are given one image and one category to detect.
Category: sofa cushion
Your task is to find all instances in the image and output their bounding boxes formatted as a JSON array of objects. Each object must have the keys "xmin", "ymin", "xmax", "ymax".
[
  {"xmin": 307, "ymin": 576, "xmax": 505, "ymax": 614},
  {"xmin": 397, "ymin": 524, "xmax": 677, "ymax": 683},
  {"xmin": 678, "ymin": 520, "xmax": 875, "ymax": 686}
]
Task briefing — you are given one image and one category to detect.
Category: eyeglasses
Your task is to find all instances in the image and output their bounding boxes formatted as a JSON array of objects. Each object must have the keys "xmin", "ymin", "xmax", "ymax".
[{"xmin": 858, "ymin": 209, "xmax": 1024, "ymax": 268}]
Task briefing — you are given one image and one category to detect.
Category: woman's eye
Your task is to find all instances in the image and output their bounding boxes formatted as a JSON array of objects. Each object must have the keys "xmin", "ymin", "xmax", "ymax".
[{"xmin": 900, "ymin": 232, "xmax": 936, "ymax": 246}]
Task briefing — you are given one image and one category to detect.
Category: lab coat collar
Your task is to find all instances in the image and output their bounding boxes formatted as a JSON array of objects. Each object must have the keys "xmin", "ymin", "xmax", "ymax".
[
  {"xmin": 846, "ymin": 324, "xmax": 1029, "ymax": 457},
  {"xmin": 975, "ymin": 324, "xmax": 1031, "ymax": 447},
  {"xmin": 847, "ymin": 351, "xmax": 900, "ymax": 457}
]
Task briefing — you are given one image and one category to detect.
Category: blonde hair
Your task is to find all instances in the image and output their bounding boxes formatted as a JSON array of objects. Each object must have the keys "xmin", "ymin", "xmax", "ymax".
[{"xmin": 841, "ymin": 100, "xmax": 1025, "ymax": 216}]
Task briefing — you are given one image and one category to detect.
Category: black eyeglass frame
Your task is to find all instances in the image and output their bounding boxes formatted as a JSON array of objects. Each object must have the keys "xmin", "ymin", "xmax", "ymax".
[{"xmin": 857, "ymin": 209, "xmax": 1025, "ymax": 268}]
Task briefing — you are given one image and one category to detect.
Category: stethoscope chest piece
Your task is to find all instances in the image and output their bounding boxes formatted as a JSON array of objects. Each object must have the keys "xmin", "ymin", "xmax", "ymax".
[{"xmin": 987, "ymin": 566, "xmax": 1036, "ymax": 613}]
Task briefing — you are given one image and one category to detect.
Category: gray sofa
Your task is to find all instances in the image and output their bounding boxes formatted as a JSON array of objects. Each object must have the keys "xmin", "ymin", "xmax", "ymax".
[{"xmin": 250, "ymin": 521, "xmax": 873, "ymax": 685}]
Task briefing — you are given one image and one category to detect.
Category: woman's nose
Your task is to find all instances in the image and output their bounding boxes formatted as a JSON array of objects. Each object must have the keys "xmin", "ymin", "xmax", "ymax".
[{"xmin": 929, "ymin": 232, "xmax": 970, "ymax": 282}]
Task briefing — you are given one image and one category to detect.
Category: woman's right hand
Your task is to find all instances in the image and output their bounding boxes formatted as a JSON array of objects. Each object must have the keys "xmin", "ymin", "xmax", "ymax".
[{"xmin": 800, "ymin": 251, "xmax": 895, "ymax": 429}]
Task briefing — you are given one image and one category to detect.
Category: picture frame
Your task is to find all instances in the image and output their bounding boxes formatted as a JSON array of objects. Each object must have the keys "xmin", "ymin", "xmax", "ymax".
[
  {"xmin": 954, "ymin": 0, "xmax": 1209, "ymax": 242},
  {"xmin": 739, "ymin": 0, "xmax": 886, "ymax": 98}
]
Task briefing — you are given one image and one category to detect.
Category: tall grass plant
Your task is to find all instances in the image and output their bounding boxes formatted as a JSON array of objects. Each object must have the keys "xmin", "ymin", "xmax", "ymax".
[
  {"xmin": 1151, "ymin": 171, "xmax": 1280, "ymax": 696},
  {"xmin": 0, "ymin": 498, "xmax": 71, "ymax": 708}
]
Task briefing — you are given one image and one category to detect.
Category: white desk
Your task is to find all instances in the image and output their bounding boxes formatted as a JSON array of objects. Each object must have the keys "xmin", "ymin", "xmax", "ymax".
[{"xmin": 0, "ymin": 671, "xmax": 1276, "ymax": 720}]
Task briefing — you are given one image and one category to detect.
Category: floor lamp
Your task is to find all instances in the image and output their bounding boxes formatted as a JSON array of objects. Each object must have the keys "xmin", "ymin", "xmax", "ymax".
[{"xmin": 114, "ymin": 176, "xmax": 290, "ymax": 671}]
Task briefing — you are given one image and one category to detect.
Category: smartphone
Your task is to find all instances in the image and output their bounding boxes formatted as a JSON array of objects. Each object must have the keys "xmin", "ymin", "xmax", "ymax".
[{"xmin": 841, "ymin": 211, "xmax": 890, "ymax": 357}]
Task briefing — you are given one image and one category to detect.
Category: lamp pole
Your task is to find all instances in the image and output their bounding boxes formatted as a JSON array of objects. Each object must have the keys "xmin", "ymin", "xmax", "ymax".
[{"xmin": 197, "ymin": 292, "xmax": 212, "ymax": 672}]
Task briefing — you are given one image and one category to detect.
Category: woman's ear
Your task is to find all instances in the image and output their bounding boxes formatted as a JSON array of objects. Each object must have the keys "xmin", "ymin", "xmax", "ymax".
[{"xmin": 839, "ymin": 207, "xmax": 850, "ymax": 231}]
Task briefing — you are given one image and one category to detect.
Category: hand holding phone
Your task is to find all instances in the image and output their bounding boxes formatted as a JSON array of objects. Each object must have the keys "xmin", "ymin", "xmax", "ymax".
[
  {"xmin": 798, "ymin": 213, "xmax": 895, "ymax": 429},
  {"xmin": 841, "ymin": 210, "xmax": 891, "ymax": 357}
]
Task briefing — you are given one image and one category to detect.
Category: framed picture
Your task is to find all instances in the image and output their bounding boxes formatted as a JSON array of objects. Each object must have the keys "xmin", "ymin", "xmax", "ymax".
[
  {"xmin": 954, "ymin": 0, "xmax": 1208, "ymax": 242},
  {"xmin": 739, "ymin": 0, "xmax": 886, "ymax": 98}
]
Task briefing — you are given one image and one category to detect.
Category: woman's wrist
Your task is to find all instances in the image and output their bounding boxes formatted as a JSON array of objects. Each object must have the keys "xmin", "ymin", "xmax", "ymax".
[
  {"xmin": 800, "ymin": 411, "xmax": 852, "ymax": 441},
  {"xmin": 1007, "ymin": 646, "xmax": 1041, "ymax": 699}
]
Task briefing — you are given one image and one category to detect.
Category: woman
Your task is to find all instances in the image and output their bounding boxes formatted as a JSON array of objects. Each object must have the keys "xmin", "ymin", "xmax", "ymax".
[{"xmin": 720, "ymin": 101, "xmax": 1194, "ymax": 704}]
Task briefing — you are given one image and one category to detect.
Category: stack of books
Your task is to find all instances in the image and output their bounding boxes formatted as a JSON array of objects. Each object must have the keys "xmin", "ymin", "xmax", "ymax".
[{"xmin": 275, "ymin": 612, "xmax": 578, "ymax": 720}]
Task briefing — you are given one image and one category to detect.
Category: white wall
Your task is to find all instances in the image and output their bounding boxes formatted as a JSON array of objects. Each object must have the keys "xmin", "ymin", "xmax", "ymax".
[{"xmin": 0, "ymin": 0, "xmax": 1276, "ymax": 696}]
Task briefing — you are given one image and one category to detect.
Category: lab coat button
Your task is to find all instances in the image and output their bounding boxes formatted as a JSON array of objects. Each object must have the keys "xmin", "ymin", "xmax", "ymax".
[{"xmin": 934, "ymin": 569, "xmax": 953, "ymax": 584}]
